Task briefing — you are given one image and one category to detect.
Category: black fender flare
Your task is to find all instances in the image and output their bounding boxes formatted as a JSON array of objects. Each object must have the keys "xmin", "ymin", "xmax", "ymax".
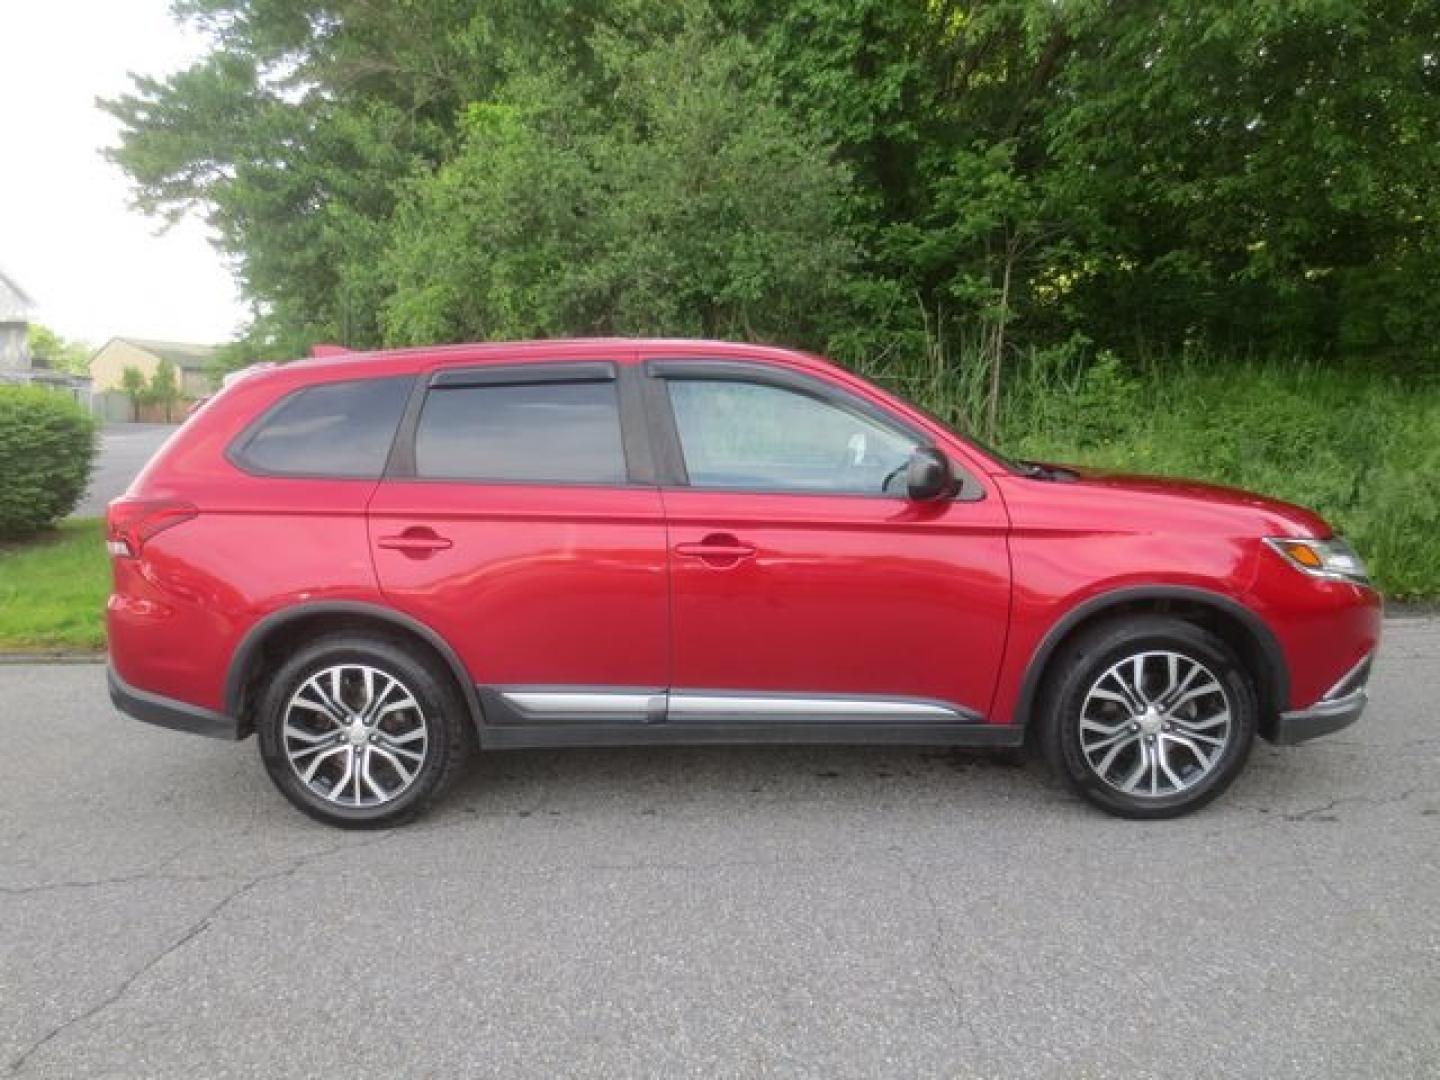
[
  {"xmin": 1011, "ymin": 585, "xmax": 1290, "ymax": 728},
  {"xmin": 224, "ymin": 601, "xmax": 482, "ymax": 732}
]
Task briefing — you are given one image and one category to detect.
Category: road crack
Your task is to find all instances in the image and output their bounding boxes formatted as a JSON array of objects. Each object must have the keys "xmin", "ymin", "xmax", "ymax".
[
  {"xmin": 895, "ymin": 855, "xmax": 982, "ymax": 1051},
  {"xmin": 1282, "ymin": 786, "xmax": 1427, "ymax": 822},
  {"xmin": 1, "ymin": 837, "xmax": 212, "ymax": 897},
  {"xmin": 6, "ymin": 835, "xmax": 390, "ymax": 1075}
]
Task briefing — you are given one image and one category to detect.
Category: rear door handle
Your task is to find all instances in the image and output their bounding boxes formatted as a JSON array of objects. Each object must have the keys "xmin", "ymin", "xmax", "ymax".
[
  {"xmin": 674, "ymin": 534, "xmax": 756, "ymax": 564},
  {"xmin": 377, "ymin": 527, "xmax": 453, "ymax": 556}
]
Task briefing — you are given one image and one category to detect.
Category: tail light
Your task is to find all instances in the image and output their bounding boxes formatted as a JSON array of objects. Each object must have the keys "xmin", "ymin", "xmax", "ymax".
[{"xmin": 106, "ymin": 498, "xmax": 198, "ymax": 558}]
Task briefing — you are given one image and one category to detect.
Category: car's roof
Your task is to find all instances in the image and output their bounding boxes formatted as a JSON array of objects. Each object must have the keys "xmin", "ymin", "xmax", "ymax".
[{"xmin": 282, "ymin": 337, "xmax": 837, "ymax": 379}]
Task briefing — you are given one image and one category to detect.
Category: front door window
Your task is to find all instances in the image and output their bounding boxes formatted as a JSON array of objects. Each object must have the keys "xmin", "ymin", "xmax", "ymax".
[{"xmin": 666, "ymin": 379, "xmax": 919, "ymax": 496}]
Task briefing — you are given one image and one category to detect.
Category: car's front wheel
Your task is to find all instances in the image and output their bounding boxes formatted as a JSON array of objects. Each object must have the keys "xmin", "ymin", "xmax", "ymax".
[
  {"xmin": 256, "ymin": 633, "xmax": 470, "ymax": 827},
  {"xmin": 1039, "ymin": 615, "xmax": 1258, "ymax": 818}
]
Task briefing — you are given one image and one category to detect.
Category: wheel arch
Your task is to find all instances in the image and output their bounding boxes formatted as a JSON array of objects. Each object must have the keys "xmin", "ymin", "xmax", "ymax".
[
  {"xmin": 225, "ymin": 602, "xmax": 481, "ymax": 738},
  {"xmin": 1014, "ymin": 586, "xmax": 1290, "ymax": 737}
]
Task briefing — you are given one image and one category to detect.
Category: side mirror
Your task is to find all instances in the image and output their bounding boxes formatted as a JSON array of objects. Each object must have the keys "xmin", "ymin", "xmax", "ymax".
[{"xmin": 906, "ymin": 446, "xmax": 953, "ymax": 502}]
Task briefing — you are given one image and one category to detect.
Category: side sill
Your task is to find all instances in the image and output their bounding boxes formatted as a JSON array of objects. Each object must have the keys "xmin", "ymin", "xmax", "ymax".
[
  {"xmin": 479, "ymin": 721, "xmax": 1023, "ymax": 751},
  {"xmin": 108, "ymin": 665, "xmax": 242, "ymax": 741}
]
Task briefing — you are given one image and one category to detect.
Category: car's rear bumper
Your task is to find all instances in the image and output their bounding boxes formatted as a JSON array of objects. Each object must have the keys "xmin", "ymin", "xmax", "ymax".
[{"xmin": 108, "ymin": 664, "xmax": 240, "ymax": 740}]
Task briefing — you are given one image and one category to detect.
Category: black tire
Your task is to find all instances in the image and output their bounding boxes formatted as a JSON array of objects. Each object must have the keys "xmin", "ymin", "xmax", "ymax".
[
  {"xmin": 1038, "ymin": 615, "xmax": 1257, "ymax": 819},
  {"xmin": 256, "ymin": 632, "xmax": 471, "ymax": 828}
]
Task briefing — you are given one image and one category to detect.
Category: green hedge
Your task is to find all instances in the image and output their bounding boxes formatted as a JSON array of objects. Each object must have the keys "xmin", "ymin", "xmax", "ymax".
[{"xmin": 0, "ymin": 386, "xmax": 99, "ymax": 540}]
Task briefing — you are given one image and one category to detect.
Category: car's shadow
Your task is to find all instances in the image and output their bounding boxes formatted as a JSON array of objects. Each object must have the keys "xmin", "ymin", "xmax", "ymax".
[
  {"xmin": 427, "ymin": 742, "xmax": 1054, "ymax": 823},
  {"xmin": 158, "ymin": 728, "xmax": 1353, "ymax": 834}
]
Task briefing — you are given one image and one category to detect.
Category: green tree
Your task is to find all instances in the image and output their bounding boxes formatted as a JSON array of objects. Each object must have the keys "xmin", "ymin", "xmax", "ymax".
[
  {"xmin": 119, "ymin": 366, "xmax": 148, "ymax": 419},
  {"xmin": 101, "ymin": 0, "xmax": 616, "ymax": 352},
  {"xmin": 1039, "ymin": 0, "xmax": 1440, "ymax": 360},
  {"xmin": 101, "ymin": 0, "xmax": 1440, "ymax": 373},
  {"xmin": 382, "ymin": 14, "xmax": 855, "ymax": 347},
  {"xmin": 148, "ymin": 361, "xmax": 182, "ymax": 422},
  {"xmin": 26, "ymin": 325, "xmax": 91, "ymax": 376}
]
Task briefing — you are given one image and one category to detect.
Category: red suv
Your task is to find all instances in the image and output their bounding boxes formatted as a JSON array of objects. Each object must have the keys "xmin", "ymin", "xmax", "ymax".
[{"xmin": 106, "ymin": 340, "xmax": 1380, "ymax": 826}]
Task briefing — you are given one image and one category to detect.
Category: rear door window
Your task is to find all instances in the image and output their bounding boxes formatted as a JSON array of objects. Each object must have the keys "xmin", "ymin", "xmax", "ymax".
[{"xmin": 413, "ymin": 380, "xmax": 628, "ymax": 484}]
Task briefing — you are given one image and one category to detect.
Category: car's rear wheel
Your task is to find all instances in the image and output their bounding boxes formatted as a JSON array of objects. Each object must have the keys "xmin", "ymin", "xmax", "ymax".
[
  {"xmin": 256, "ymin": 633, "xmax": 469, "ymax": 827},
  {"xmin": 1039, "ymin": 615, "xmax": 1257, "ymax": 818}
]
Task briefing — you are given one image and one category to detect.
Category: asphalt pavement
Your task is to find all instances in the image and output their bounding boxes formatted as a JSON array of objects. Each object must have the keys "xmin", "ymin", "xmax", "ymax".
[
  {"xmin": 2, "ymin": 618, "xmax": 1437, "ymax": 1078},
  {"xmin": 75, "ymin": 424, "xmax": 177, "ymax": 518}
]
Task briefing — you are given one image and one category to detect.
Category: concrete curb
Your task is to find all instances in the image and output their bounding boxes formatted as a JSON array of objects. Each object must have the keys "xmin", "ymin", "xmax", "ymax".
[
  {"xmin": 0, "ymin": 651, "xmax": 105, "ymax": 665},
  {"xmin": 1387, "ymin": 603, "xmax": 1440, "ymax": 619}
]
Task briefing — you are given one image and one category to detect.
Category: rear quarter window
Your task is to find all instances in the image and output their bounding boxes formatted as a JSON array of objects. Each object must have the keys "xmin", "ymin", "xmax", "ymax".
[{"xmin": 230, "ymin": 376, "xmax": 412, "ymax": 478}]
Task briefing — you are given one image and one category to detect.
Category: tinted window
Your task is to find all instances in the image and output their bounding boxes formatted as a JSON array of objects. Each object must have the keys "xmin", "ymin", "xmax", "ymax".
[
  {"xmin": 414, "ymin": 381, "xmax": 627, "ymax": 484},
  {"xmin": 667, "ymin": 379, "xmax": 919, "ymax": 494},
  {"xmin": 235, "ymin": 377, "xmax": 411, "ymax": 478}
]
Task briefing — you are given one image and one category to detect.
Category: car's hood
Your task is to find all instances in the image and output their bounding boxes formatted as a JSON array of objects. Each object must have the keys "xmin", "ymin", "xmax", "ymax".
[{"xmin": 1026, "ymin": 464, "xmax": 1332, "ymax": 538}]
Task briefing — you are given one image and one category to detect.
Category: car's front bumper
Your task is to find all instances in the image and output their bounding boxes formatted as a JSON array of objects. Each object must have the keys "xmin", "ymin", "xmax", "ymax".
[
  {"xmin": 108, "ymin": 664, "xmax": 240, "ymax": 740},
  {"xmin": 1270, "ymin": 687, "xmax": 1368, "ymax": 745},
  {"xmin": 1267, "ymin": 650, "xmax": 1372, "ymax": 745}
]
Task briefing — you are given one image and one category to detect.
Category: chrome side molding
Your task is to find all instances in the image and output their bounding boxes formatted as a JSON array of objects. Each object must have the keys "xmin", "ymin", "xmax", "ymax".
[
  {"xmin": 668, "ymin": 693, "xmax": 964, "ymax": 720},
  {"xmin": 497, "ymin": 688, "xmax": 977, "ymax": 724},
  {"xmin": 502, "ymin": 690, "xmax": 666, "ymax": 717}
]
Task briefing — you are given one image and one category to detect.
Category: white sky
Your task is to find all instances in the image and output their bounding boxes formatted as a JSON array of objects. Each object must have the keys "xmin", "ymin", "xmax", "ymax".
[{"xmin": 0, "ymin": 0, "xmax": 247, "ymax": 346}]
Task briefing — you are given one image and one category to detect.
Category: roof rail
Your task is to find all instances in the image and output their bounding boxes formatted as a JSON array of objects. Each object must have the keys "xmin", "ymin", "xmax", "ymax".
[{"xmin": 309, "ymin": 344, "xmax": 350, "ymax": 358}]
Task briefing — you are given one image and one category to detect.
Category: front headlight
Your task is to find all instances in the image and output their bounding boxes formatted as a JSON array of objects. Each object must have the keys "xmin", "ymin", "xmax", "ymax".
[{"xmin": 1265, "ymin": 536, "xmax": 1370, "ymax": 585}]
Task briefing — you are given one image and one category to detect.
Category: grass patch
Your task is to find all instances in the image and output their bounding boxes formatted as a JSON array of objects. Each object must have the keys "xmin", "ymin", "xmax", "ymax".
[{"xmin": 0, "ymin": 518, "xmax": 109, "ymax": 651}]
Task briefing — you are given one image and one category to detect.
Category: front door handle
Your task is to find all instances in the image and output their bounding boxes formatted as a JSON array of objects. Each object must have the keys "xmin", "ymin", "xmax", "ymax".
[
  {"xmin": 674, "ymin": 533, "xmax": 756, "ymax": 565},
  {"xmin": 377, "ymin": 527, "xmax": 453, "ymax": 557}
]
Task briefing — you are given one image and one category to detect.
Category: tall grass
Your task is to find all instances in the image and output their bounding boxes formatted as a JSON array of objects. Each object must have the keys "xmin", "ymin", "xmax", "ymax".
[{"xmin": 858, "ymin": 346, "xmax": 1440, "ymax": 600}]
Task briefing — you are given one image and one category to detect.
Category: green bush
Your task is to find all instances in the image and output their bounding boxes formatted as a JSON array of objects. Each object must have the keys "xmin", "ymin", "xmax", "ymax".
[{"xmin": 0, "ymin": 386, "xmax": 99, "ymax": 541}]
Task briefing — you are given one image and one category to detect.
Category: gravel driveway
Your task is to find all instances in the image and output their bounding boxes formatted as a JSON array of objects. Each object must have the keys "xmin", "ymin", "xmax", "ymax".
[{"xmin": 2, "ymin": 619, "xmax": 1437, "ymax": 1078}]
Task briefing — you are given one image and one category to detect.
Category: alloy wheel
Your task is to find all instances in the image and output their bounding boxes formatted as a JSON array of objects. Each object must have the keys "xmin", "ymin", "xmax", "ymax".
[
  {"xmin": 282, "ymin": 664, "xmax": 430, "ymax": 808},
  {"xmin": 1078, "ymin": 650, "xmax": 1233, "ymax": 798}
]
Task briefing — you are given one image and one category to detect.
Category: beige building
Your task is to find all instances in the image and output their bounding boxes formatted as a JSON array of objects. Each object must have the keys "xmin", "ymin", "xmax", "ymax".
[{"xmin": 90, "ymin": 337, "xmax": 216, "ymax": 420}]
